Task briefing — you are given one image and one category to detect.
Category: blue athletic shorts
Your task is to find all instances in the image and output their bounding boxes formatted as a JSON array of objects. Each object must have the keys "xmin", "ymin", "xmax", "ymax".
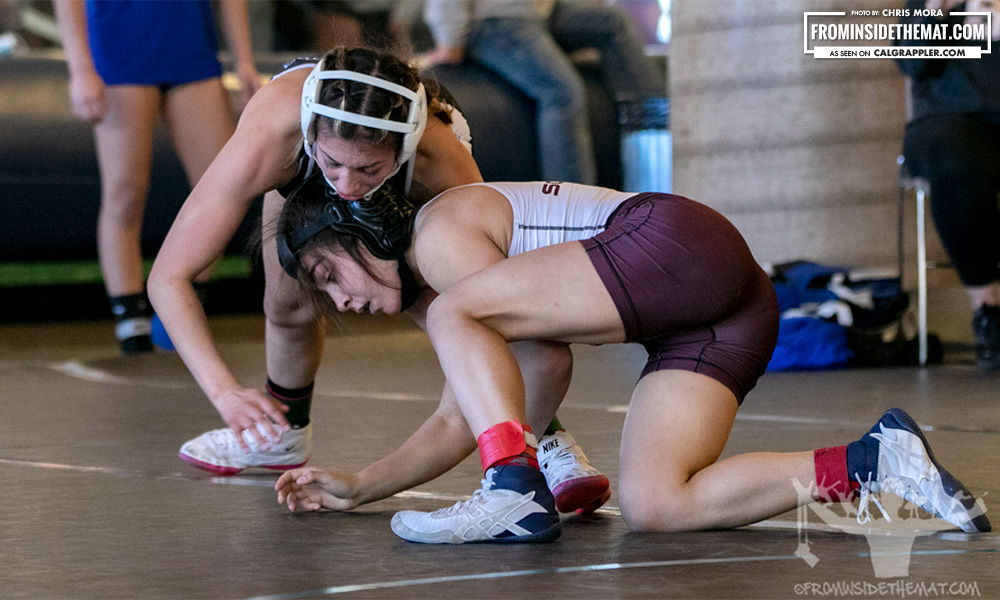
[{"xmin": 86, "ymin": 0, "xmax": 222, "ymax": 87}]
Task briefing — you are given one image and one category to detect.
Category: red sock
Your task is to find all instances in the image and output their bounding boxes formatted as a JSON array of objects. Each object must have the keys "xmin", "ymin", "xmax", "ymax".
[
  {"xmin": 813, "ymin": 446, "xmax": 855, "ymax": 502},
  {"xmin": 477, "ymin": 421, "xmax": 539, "ymax": 471}
]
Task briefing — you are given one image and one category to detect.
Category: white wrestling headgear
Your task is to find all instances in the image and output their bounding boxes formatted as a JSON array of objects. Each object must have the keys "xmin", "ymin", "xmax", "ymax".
[{"xmin": 301, "ymin": 57, "xmax": 428, "ymax": 197}]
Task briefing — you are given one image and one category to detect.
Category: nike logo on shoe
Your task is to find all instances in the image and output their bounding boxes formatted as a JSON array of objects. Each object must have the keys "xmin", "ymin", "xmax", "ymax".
[{"xmin": 541, "ymin": 440, "xmax": 561, "ymax": 454}]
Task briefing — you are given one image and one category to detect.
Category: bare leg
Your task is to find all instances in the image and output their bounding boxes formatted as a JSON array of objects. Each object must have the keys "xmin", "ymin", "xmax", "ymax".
[
  {"xmin": 163, "ymin": 77, "xmax": 235, "ymax": 184},
  {"xmin": 262, "ymin": 190, "xmax": 326, "ymax": 390},
  {"xmin": 426, "ymin": 242, "xmax": 623, "ymax": 438},
  {"xmin": 92, "ymin": 85, "xmax": 160, "ymax": 297},
  {"xmin": 513, "ymin": 340, "xmax": 572, "ymax": 435},
  {"xmin": 394, "ymin": 242, "xmax": 620, "ymax": 542},
  {"xmin": 619, "ymin": 370, "xmax": 816, "ymax": 532},
  {"xmin": 164, "ymin": 77, "xmax": 237, "ymax": 284}
]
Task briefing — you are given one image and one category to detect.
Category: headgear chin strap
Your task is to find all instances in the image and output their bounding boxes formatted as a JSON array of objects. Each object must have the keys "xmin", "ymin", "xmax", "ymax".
[
  {"xmin": 276, "ymin": 174, "xmax": 416, "ymax": 280},
  {"xmin": 397, "ymin": 259, "xmax": 420, "ymax": 312},
  {"xmin": 301, "ymin": 58, "xmax": 428, "ymax": 197}
]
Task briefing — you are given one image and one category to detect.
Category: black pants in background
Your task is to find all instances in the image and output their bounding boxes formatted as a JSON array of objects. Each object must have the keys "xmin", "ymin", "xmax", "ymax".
[{"xmin": 903, "ymin": 114, "xmax": 1000, "ymax": 287}]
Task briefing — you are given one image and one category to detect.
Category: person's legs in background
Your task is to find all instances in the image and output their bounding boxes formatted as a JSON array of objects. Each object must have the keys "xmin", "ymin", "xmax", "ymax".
[
  {"xmin": 466, "ymin": 18, "xmax": 597, "ymax": 185},
  {"xmin": 161, "ymin": 76, "xmax": 239, "ymax": 328},
  {"xmin": 547, "ymin": 2, "xmax": 669, "ymax": 194},
  {"xmin": 163, "ymin": 77, "xmax": 236, "ymax": 189},
  {"xmin": 548, "ymin": 1, "xmax": 665, "ymax": 103},
  {"xmin": 92, "ymin": 85, "xmax": 160, "ymax": 354},
  {"xmin": 903, "ymin": 114, "xmax": 1000, "ymax": 370}
]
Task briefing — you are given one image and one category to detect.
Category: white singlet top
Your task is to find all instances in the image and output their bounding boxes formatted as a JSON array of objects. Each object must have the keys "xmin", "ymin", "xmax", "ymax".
[{"xmin": 420, "ymin": 182, "xmax": 635, "ymax": 257}]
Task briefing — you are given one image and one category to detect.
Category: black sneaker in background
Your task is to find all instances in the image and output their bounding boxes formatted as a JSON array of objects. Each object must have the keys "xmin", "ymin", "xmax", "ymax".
[{"xmin": 973, "ymin": 304, "xmax": 1000, "ymax": 371}]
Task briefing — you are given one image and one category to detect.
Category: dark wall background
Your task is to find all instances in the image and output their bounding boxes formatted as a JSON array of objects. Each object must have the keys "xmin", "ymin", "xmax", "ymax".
[{"xmin": 0, "ymin": 55, "xmax": 622, "ymax": 264}]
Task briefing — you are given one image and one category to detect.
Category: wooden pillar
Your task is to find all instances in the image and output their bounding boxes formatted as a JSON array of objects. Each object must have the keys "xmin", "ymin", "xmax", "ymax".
[{"xmin": 670, "ymin": 0, "xmax": 917, "ymax": 270}]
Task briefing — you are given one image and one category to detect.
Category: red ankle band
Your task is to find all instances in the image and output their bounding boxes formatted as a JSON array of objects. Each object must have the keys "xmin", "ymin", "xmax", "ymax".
[
  {"xmin": 477, "ymin": 421, "xmax": 537, "ymax": 472},
  {"xmin": 814, "ymin": 446, "xmax": 854, "ymax": 503}
]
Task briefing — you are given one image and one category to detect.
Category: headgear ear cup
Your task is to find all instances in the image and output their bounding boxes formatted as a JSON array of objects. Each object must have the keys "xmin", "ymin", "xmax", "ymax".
[{"xmin": 277, "ymin": 174, "xmax": 417, "ymax": 279}]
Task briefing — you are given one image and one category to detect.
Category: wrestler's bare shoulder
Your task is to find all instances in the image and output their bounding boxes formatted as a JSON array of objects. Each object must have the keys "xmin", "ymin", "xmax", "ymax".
[{"xmin": 236, "ymin": 68, "xmax": 307, "ymax": 141}]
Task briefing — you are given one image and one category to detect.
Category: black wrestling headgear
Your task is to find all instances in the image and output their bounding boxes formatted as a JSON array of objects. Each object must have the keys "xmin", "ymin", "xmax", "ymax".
[{"xmin": 276, "ymin": 173, "xmax": 416, "ymax": 279}]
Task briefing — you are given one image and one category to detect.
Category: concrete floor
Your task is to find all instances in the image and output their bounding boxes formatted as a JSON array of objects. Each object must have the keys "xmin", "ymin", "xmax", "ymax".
[{"xmin": 0, "ymin": 313, "xmax": 997, "ymax": 599}]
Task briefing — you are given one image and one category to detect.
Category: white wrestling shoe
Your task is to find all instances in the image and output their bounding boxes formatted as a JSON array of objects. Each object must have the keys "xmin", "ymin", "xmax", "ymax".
[
  {"xmin": 391, "ymin": 465, "xmax": 561, "ymax": 544},
  {"xmin": 178, "ymin": 424, "xmax": 311, "ymax": 476},
  {"xmin": 538, "ymin": 431, "xmax": 611, "ymax": 514},
  {"xmin": 853, "ymin": 409, "xmax": 991, "ymax": 533}
]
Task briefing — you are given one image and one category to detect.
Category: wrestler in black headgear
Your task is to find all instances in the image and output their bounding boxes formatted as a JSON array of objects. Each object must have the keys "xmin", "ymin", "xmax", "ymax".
[{"xmin": 276, "ymin": 173, "xmax": 420, "ymax": 309}]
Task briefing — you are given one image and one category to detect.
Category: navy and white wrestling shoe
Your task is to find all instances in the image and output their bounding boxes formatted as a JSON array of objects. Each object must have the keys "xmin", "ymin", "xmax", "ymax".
[
  {"xmin": 852, "ymin": 408, "xmax": 990, "ymax": 533},
  {"xmin": 391, "ymin": 465, "xmax": 561, "ymax": 544}
]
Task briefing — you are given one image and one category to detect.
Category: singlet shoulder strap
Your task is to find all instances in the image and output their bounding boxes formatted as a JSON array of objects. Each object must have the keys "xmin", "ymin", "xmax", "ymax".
[{"xmin": 271, "ymin": 57, "xmax": 319, "ymax": 82}]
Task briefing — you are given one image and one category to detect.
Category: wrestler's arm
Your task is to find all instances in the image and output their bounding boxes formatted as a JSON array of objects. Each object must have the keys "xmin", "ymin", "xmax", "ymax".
[
  {"xmin": 410, "ymin": 186, "xmax": 512, "ymax": 288},
  {"xmin": 276, "ymin": 378, "xmax": 476, "ymax": 511},
  {"xmin": 340, "ymin": 212, "xmax": 566, "ymax": 507},
  {"xmin": 148, "ymin": 75, "xmax": 302, "ymax": 434}
]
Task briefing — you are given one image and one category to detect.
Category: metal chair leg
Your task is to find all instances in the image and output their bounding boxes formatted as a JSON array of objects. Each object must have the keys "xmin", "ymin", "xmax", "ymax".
[{"xmin": 916, "ymin": 186, "xmax": 928, "ymax": 366}]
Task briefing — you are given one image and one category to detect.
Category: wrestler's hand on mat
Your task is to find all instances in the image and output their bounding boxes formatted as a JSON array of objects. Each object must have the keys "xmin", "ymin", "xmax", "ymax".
[
  {"xmin": 275, "ymin": 468, "xmax": 359, "ymax": 512},
  {"xmin": 214, "ymin": 386, "xmax": 290, "ymax": 452}
]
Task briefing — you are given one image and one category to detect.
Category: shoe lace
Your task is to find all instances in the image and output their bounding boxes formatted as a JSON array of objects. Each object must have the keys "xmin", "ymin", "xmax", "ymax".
[
  {"xmin": 208, "ymin": 428, "xmax": 257, "ymax": 453},
  {"xmin": 435, "ymin": 473, "xmax": 495, "ymax": 517},
  {"xmin": 854, "ymin": 471, "xmax": 891, "ymax": 526},
  {"xmin": 544, "ymin": 445, "xmax": 592, "ymax": 478},
  {"xmin": 438, "ymin": 489, "xmax": 489, "ymax": 517}
]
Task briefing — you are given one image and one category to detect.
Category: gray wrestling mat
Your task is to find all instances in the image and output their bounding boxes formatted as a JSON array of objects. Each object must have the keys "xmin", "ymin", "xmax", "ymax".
[{"xmin": 0, "ymin": 314, "xmax": 996, "ymax": 599}]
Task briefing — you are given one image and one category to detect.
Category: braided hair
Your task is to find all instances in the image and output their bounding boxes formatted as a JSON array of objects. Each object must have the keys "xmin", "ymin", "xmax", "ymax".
[{"xmin": 310, "ymin": 47, "xmax": 448, "ymax": 155}]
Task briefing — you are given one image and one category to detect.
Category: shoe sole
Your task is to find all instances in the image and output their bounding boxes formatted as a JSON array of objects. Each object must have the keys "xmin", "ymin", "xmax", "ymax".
[
  {"xmin": 574, "ymin": 489, "xmax": 612, "ymax": 515},
  {"xmin": 551, "ymin": 474, "xmax": 611, "ymax": 514},
  {"xmin": 391, "ymin": 515, "xmax": 562, "ymax": 544},
  {"xmin": 178, "ymin": 451, "xmax": 308, "ymax": 476},
  {"xmin": 882, "ymin": 408, "xmax": 991, "ymax": 533}
]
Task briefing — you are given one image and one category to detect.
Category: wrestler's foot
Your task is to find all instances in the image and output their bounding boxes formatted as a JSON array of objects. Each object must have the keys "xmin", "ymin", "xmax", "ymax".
[
  {"xmin": 179, "ymin": 424, "xmax": 311, "ymax": 476},
  {"xmin": 391, "ymin": 465, "xmax": 561, "ymax": 544},
  {"xmin": 539, "ymin": 431, "xmax": 611, "ymax": 514},
  {"xmin": 853, "ymin": 408, "xmax": 990, "ymax": 533}
]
